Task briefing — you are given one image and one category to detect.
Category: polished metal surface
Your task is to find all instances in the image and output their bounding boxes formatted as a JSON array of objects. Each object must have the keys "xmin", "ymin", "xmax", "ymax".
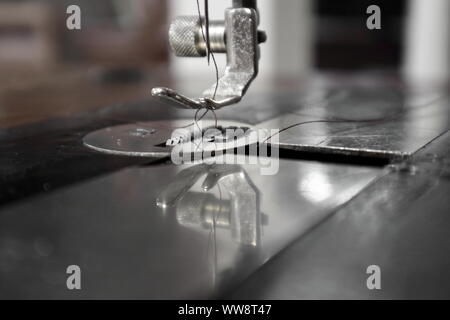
[
  {"xmin": 201, "ymin": 8, "xmax": 260, "ymax": 108},
  {"xmin": 0, "ymin": 157, "xmax": 379, "ymax": 299},
  {"xmin": 84, "ymin": 87, "xmax": 450, "ymax": 161},
  {"xmin": 257, "ymin": 89, "xmax": 450, "ymax": 160},
  {"xmin": 232, "ymin": 131, "xmax": 450, "ymax": 299},
  {"xmin": 83, "ymin": 119, "xmax": 262, "ymax": 158}
]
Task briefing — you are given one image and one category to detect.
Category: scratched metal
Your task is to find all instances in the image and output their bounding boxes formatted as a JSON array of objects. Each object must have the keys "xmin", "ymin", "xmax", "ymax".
[
  {"xmin": 0, "ymin": 157, "xmax": 379, "ymax": 299},
  {"xmin": 257, "ymin": 89, "xmax": 450, "ymax": 160}
]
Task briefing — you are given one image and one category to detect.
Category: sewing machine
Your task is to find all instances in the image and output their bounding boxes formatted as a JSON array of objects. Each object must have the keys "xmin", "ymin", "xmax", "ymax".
[
  {"xmin": 0, "ymin": 0, "xmax": 449, "ymax": 300},
  {"xmin": 152, "ymin": 0, "xmax": 265, "ymax": 110}
]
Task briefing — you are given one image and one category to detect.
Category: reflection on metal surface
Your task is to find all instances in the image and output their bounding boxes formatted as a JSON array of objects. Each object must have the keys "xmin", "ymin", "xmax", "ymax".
[
  {"xmin": 156, "ymin": 163, "xmax": 264, "ymax": 293},
  {"xmin": 232, "ymin": 132, "xmax": 450, "ymax": 299},
  {"xmin": 0, "ymin": 156, "xmax": 380, "ymax": 299},
  {"xmin": 157, "ymin": 164, "xmax": 263, "ymax": 247},
  {"xmin": 299, "ymin": 171, "xmax": 333, "ymax": 203}
]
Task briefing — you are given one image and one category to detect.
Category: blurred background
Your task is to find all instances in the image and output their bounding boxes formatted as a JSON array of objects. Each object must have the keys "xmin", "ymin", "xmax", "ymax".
[{"xmin": 0, "ymin": 0, "xmax": 449, "ymax": 128}]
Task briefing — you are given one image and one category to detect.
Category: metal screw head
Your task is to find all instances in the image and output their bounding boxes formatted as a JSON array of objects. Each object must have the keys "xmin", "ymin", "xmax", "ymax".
[{"xmin": 169, "ymin": 16, "xmax": 204, "ymax": 57}]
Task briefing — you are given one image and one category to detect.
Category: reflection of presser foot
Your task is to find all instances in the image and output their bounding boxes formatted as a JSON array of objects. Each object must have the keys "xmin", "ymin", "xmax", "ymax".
[
  {"xmin": 157, "ymin": 164, "xmax": 265, "ymax": 247},
  {"xmin": 152, "ymin": 2, "xmax": 266, "ymax": 110}
]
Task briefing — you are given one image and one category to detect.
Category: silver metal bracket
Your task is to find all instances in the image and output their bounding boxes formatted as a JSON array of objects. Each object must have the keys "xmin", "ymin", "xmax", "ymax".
[{"xmin": 152, "ymin": 5, "xmax": 265, "ymax": 110}]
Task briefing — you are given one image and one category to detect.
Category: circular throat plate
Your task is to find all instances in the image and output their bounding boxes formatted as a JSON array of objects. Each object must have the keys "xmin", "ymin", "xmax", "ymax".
[{"xmin": 83, "ymin": 120, "xmax": 262, "ymax": 158}]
